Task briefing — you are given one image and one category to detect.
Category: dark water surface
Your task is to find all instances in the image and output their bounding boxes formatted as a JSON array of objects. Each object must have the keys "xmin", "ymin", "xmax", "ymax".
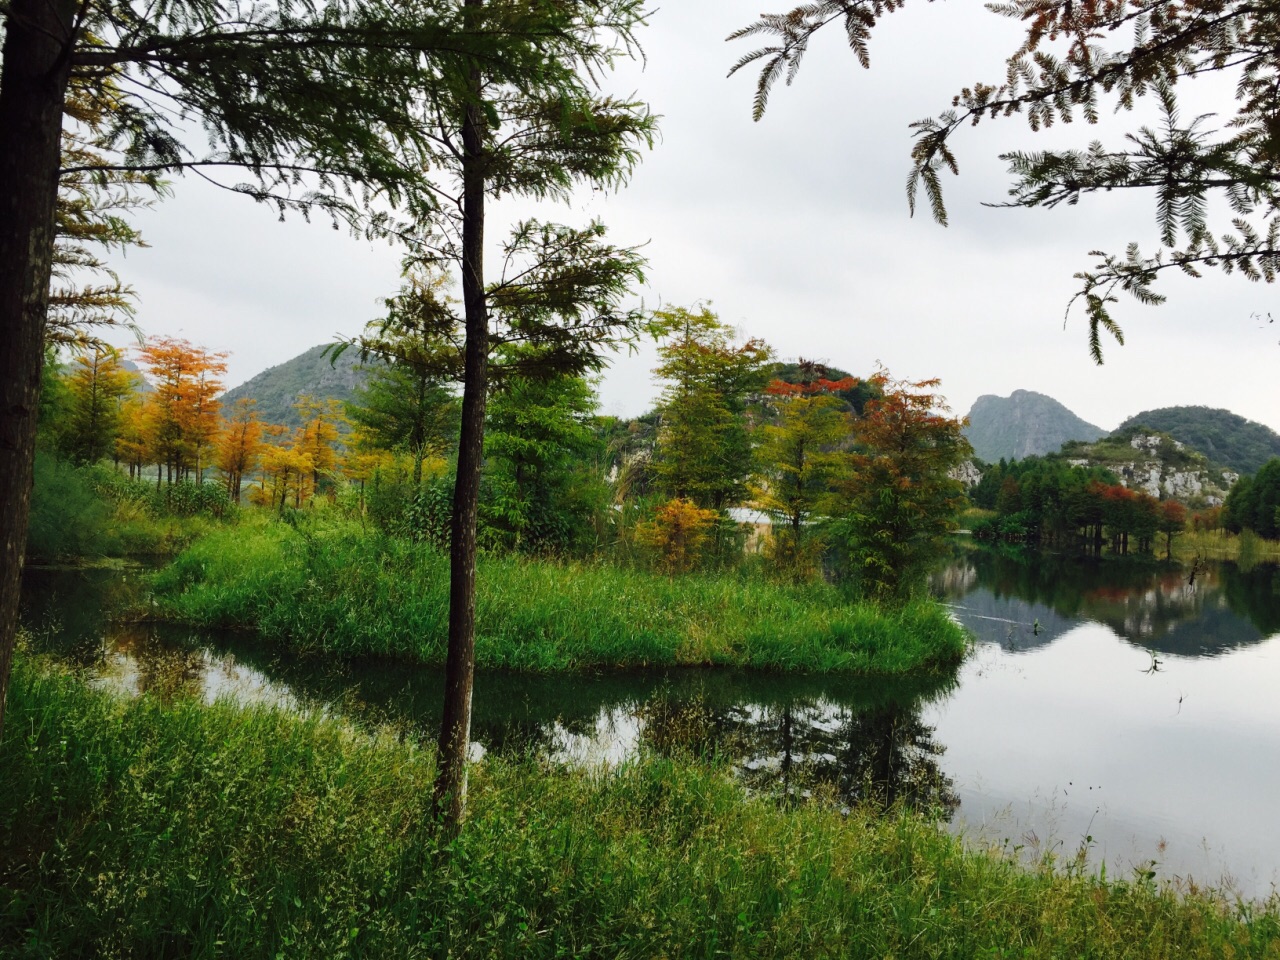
[{"xmin": 19, "ymin": 551, "xmax": 1280, "ymax": 900}]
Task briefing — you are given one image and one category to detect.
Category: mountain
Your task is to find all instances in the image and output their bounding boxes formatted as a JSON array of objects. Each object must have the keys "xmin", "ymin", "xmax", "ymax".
[
  {"xmin": 219, "ymin": 344, "xmax": 371, "ymax": 428},
  {"xmin": 963, "ymin": 390, "xmax": 1106, "ymax": 463},
  {"xmin": 1112, "ymin": 406, "xmax": 1280, "ymax": 475},
  {"xmin": 1060, "ymin": 428, "xmax": 1235, "ymax": 504}
]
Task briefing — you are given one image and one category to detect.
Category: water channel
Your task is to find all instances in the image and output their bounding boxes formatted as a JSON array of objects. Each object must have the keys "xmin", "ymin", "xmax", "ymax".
[{"xmin": 18, "ymin": 548, "xmax": 1280, "ymax": 901}]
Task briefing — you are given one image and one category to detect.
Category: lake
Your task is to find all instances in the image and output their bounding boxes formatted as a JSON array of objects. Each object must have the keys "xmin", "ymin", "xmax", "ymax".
[{"xmin": 18, "ymin": 548, "xmax": 1280, "ymax": 900}]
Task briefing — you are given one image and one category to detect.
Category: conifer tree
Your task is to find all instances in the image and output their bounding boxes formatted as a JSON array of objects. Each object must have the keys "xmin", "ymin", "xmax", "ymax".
[
  {"xmin": 215, "ymin": 399, "xmax": 265, "ymax": 502},
  {"xmin": 753, "ymin": 361, "xmax": 853, "ymax": 579},
  {"xmin": 830, "ymin": 368, "xmax": 970, "ymax": 602},
  {"xmin": 400, "ymin": 0, "xmax": 653, "ymax": 832},
  {"xmin": 60, "ymin": 345, "xmax": 137, "ymax": 464},
  {"xmin": 731, "ymin": 1, "xmax": 1280, "ymax": 360},
  {"xmin": 0, "ymin": 0, "xmax": 586, "ymax": 741},
  {"xmin": 484, "ymin": 363, "xmax": 603, "ymax": 553},
  {"xmin": 651, "ymin": 306, "xmax": 772, "ymax": 511},
  {"xmin": 334, "ymin": 271, "xmax": 461, "ymax": 486}
]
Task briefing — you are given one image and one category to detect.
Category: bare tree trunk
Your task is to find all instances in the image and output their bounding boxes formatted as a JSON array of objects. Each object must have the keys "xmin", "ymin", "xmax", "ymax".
[
  {"xmin": 0, "ymin": 0, "xmax": 78, "ymax": 743},
  {"xmin": 433, "ymin": 50, "xmax": 487, "ymax": 835}
]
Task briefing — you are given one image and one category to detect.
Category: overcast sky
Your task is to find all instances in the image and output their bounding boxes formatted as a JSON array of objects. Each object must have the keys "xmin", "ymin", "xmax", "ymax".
[{"xmin": 101, "ymin": 2, "xmax": 1280, "ymax": 435}]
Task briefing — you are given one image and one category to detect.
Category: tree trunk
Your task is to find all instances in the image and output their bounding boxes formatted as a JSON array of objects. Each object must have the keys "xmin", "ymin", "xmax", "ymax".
[
  {"xmin": 0, "ymin": 0, "xmax": 77, "ymax": 743},
  {"xmin": 433, "ymin": 51, "xmax": 487, "ymax": 835}
]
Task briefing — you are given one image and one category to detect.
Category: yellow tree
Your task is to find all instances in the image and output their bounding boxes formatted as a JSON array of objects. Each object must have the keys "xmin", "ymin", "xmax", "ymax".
[
  {"xmin": 292, "ymin": 396, "xmax": 344, "ymax": 504},
  {"xmin": 115, "ymin": 394, "xmax": 150, "ymax": 481},
  {"xmin": 137, "ymin": 336, "xmax": 227, "ymax": 485},
  {"xmin": 215, "ymin": 398, "xmax": 265, "ymax": 502}
]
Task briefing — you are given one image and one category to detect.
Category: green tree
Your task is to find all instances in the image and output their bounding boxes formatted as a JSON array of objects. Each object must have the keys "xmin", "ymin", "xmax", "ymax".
[
  {"xmin": 651, "ymin": 305, "xmax": 773, "ymax": 511},
  {"xmin": 830, "ymin": 369, "xmax": 970, "ymax": 603},
  {"xmin": 336, "ymin": 274, "xmax": 461, "ymax": 486},
  {"xmin": 59, "ymin": 345, "xmax": 137, "ymax": 465},
  {"xmin": 0, "ymin": 0, "xmax": 562, "ymax": 740},
  {"xmin": 752, "ymin": 362, "xmax": 853, "ymax": 579},
  {"xmin": 484, "ymin": 366, "xmax": 604, "ymax": 553},
  {"xmin": 394, "ymin": 0, "xmax": 654, "ymax": 831},
  {"xmin": 731, "ymin": 1, "xmax": 1280, "ymax": 361},
  {"xmin": 1224, "ymin": 458, "xmax": 1280, "ymax": 539}
]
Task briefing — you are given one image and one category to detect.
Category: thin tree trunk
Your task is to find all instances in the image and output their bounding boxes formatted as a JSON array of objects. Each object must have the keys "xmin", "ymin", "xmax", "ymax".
[
  {"xmin": 0, "ymin": 0, "xmax": 77, "ymax": 742},
  {"xmin": 433, "ymin": 49, "xmax": 487, "ymax": 835}
]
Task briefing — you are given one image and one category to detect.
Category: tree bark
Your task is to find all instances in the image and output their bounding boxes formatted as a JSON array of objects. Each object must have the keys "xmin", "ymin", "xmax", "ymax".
[
  {"xmin": 0, "ymin": 0, "xmax": 78, "ymax": 743},
  {"xmin": 433, "ymin": 50, "xmax": 487, "ymax": 834}
]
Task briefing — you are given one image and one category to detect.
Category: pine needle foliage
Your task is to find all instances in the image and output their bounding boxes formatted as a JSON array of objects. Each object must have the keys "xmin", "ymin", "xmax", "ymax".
[{"xmin": 730, "ymin": 0, "xmax": 1280, "ymax": 361}]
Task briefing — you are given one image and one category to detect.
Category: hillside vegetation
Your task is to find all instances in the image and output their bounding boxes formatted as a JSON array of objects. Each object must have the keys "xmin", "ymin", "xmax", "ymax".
[
  {"xmin": 219, "ymin": 344, "xmax": 371, "ymax": 428},
  {"xmin": 1113, "ymin": 406, "xmax": 1280, "ymax": 475}
]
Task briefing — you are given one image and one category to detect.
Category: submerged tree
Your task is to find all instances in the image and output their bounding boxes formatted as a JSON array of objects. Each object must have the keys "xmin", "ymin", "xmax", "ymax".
[{"xmin": 730, "ymin": 1, "xmax": 1280, "ymax": 361}]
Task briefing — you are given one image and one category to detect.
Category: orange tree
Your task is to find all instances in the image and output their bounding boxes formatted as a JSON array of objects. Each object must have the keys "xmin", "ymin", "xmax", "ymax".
[
  {"xmin": 829, "ymin": 368, "xmax": 970, "ymax": 603},
  {"xmin": 215, "ymin": 398, "xmax": 265, "ymax": 503},
  {"xmin": 137, "ymin": 336, "xmax": 227, "ymax": 485},
  {"xmin": 1159, "ymin": 499, "xmax": 1187, "ymax": 559}
]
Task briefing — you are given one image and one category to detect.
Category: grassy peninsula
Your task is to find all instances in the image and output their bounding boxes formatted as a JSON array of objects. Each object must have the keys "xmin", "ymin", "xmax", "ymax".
[
  {"xmin": 4, "ymin": 660, "xmax": 1277, "ymax": 959},
  {"xmin": 146, "ymin": 516, "xmax": 967, "ymax": 675}
]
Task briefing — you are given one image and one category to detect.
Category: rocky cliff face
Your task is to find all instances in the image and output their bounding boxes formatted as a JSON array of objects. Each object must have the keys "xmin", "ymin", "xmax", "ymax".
[
  {"xmin": 1066, "ymin": 432, "xmax": 1237, "ymax": 505},
  {"xmin": 963, "ymin": 390, "xmax": 1107, "ymax": 462}
]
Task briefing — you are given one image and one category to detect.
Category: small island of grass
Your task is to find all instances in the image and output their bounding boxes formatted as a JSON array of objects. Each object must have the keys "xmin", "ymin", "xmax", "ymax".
[{"xmin": 146, "ymin": 515, "xmax": 968, "ymax": 675}]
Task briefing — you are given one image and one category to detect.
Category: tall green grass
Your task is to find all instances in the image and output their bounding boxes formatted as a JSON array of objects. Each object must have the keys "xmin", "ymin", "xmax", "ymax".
[
  {"xmin": 148, "ymin": 516, "xmax": 967, "ymax": 674},
  {"xmin": 27, "ymin": 452, "xmax": 231, "ymax": 561},
  {"xmin": 3, "ymin": 661, "xmax": 1277, "ymax": 959}
]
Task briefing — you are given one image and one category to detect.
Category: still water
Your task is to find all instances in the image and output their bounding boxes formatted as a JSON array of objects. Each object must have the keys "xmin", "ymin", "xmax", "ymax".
[{"xmin": 19, "ymin": 550, "xmax": 1280, "ymax": 900}]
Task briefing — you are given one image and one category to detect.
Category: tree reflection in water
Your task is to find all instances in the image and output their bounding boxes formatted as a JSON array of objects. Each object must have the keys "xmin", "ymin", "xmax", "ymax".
[{"xmin": 639, "ymin": 691, "xmax": 958, "ymax": 815}]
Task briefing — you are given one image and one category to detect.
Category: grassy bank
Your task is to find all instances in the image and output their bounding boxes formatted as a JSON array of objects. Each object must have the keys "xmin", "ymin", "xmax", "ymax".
[
  {"xmin": 147, "ymin": 517, "xmax": 967, "ymax": 674},
  {"xmin": 1174, "ymin": 529, "xmax": 1280, "ymax": 564},
  {"xmin": 3, "ymin": 662, "xmax": 1277, "ymax": 959}
]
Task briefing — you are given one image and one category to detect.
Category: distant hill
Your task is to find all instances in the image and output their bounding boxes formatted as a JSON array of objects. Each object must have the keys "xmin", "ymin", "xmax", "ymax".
[
  {"xmin": 1059, "ymin": 428, "xmax": 1234, "ymax": 504},
  {"xmin": 220, "ymin": 344, "xmax": 371, "ymax": 428},
  {"xmin": 1112, "ymin": 406, "xmax": 1280, "ymax": 475},
  {"xmin": 963, "ymin": 390, "xmax": 1106, "ymax": 463}
]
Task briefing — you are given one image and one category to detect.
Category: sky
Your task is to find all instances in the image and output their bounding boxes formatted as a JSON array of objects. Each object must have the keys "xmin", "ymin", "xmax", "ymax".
[{"xmin": 100, "ymin": 2, "xmax": 1280, "ymax": 435}]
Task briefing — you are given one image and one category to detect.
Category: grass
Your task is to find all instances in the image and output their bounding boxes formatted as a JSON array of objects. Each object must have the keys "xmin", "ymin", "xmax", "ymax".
[
  {"xmin": 1174, "ymin": 529, "xmax": 1280, "ymax": 564},
  {"xmin": 27, "ymin": 452, "xmax": 233, "ymax": 562},
  {"xmin": 146, "ymin": 515, "xmax": 968, "ymax": 675},
  {"xmin": 3, "ymin": 660, "xmax": 1278, "ymax": 959}
]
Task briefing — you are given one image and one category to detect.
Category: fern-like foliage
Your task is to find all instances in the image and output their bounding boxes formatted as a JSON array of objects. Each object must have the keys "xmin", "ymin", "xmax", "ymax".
[{"xmin": 730, "ymin": 1, "xmax": 1280, "ymax": 362}]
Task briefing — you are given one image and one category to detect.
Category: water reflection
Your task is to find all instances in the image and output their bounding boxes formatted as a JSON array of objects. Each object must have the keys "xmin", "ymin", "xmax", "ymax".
[
  {"xmin": 936, "ymin": 548, "xmax": 1280, "ymax": 657},
  {"xmin": 20, "ymin": 567, "xmax": 956, "ymax": 818}
]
